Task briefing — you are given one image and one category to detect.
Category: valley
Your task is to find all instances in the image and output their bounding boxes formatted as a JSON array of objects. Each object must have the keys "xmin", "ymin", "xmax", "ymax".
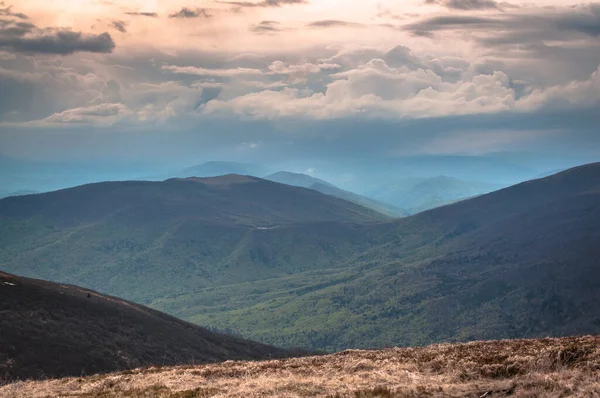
[{"xmin": 1, "ymin": 163, "xmax": 599, "ymax": 351}]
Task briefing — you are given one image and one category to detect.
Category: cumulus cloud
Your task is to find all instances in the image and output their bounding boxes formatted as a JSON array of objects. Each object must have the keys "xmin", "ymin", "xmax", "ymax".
[
  {"xmin": 201, "ymin": 54, "xmax": 600, "ymax": 120},
  {"xmin": 202, "ymin": 58, "xmax": 519, "ymax": 119},
  {"xmin": 0, "ymin": 7, "xmax": 115, "ymax": 54}
]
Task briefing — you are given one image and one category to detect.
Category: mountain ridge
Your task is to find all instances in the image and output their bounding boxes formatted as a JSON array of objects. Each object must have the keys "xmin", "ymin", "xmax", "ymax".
[{"xmin": 0, "ymin": 271, "xmax": 288, "ymax": 382}]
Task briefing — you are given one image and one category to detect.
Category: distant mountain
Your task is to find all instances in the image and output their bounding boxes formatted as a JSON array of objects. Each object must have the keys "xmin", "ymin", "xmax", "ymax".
[
  {"xmin": 0, "ymin": 190, "xmax": 39, "ymax": 199},
  {"xmin": 0, "ymin": 175, "xmax": 388, "ymax": 305},
  {"xmin": 0, "ymin": 271, "xmax": 287, "ymax": 381},
  {"xmin": 176, "ymin": 161, "xmax": 271, "ymax": 179},
  {"xmin": 2, "ymin": 165, "xmax": 599, "ymax": 352},
  {"xmin": 534, "ymin": 168, "xmax": 568, "ymax": 179},
  {"xmin": 265, "ymin": 171, "xmax": 338, "ymax": 189},
  {"xmin": 365, "ymin": 176, "xmax": 502, "ymax": 214},
  {"xmin": 265, "ymin": 171, "xmax": 407, "ymax": 218}
]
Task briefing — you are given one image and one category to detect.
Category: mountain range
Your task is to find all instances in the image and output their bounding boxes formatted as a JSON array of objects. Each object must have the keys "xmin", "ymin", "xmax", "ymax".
[
  {"xmin": 265, "ymin": 171, "xmax": 407, "ymax": 217},
  {"xmin": 0, "ymin": 163, "xmax": 599, "ymax": 351},
  {"xmin": 360, "ymin": 175, "xmax": 502, "ymax": 214}
]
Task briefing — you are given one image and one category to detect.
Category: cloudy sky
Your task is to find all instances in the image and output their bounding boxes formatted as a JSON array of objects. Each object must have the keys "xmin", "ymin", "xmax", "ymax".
[{"xmin": 1, "ymin": 0, "xmax": 599, "ymax": 168}]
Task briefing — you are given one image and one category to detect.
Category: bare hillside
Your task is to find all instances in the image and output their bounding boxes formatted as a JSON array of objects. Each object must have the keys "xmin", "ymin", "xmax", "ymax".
[{"xmin": 2, "ymin": 335, "xmax": 599, "ymax": 397}]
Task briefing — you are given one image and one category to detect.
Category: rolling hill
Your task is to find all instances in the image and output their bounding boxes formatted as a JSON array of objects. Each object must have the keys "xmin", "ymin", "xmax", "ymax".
[
  {"xmin": 0, "ymin": 175, "xmax": 387, "ymax": 304},
  {"xmin": 265, "ymin": 171, "xmax": 407, "ymax": 217},
  {"xmin": 1, "ymin": 164, "xmax": 599, "ymax": 351},
  {"xmin": 0, "ymin": 271, "xmax": 288, "ymax": 382}
]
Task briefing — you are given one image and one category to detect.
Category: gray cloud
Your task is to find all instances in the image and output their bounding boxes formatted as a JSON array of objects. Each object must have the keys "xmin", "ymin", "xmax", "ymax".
[
  {"xmin": 220, "ymin": 0, "xmax": 307, "ymax": 8},
  {"xmin": 426, "ymin": 0, "xmax": 500, "ymax": 10},
  {"xmin": 110, "ymin": 20, "xmax": 127, "ymax": 33},
  {"xmin": 0, "ymin": 30, "xmax": 115, "ymax": 55},
  {"xmin": 307, "ymin": 20, "xmax": 364, "ymax": 28},
  {"xmin": 406, "ymin": 15, "xmax": 498, "ymax": 31},
  {"xmin": 169, "ymin": 8, "xmax": 212, "ymax": 18},
  {"xmin": 249, "ymin": 21, "xmax": 286, "ymax": 34},
  {"xmin": 0, "ymin": 3, "xmax": 28, "ymax": 19},
  {"xmin": 125, "ymin": 12, "xmax": 159, "ymax": 18},
  {"xmin": 405, "ymin": 4, "xmax": 600, "ymax": 43}
]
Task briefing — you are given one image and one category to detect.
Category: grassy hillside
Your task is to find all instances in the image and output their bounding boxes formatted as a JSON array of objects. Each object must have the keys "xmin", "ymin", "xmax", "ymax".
[
  {"xmin": 1, "ymin": 164, "xmax": 599, "ymax": 351},
  {"xmin": 2, "ymin": 335, "xmax": 599, "ymax": 397},
  {"xmin": 0, "ymin": 271, "xmax": 288, "ymax": 382}
]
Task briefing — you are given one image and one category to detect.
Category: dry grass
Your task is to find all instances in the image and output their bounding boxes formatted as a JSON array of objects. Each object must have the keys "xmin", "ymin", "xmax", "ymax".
[{"xmin": 2, "ymin": 335, "xmax": 599, "ymax": 397}]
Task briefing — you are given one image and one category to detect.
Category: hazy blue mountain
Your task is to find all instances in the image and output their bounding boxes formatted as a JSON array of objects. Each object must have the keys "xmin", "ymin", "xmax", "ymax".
[
  {"xmin": 176, "ymin": 161, "xmax": 271, "ymax": 179},
  {"xmin": 364, "ymin": 176, "xmax": 502, "ymax": 214},
  {"xmin": 265, "ymin": 171, "xmax": 407, "ymax": 218},
  {"xmin": 0, "ymin": 190, "xmax": 39, "ymax": 199},
  {"xmin": 265, "ymin": 171, "xmax": 338, "ymax": 189}
]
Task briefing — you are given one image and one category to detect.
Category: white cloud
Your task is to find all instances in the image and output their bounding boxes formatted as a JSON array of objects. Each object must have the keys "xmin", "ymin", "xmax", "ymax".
[
  {"xmin": 268, "ymin": 61, "xmax": 341, "ymax": 75},
  {"xmin": 162, "ymin": 65, "xmax": 264, "ymax": 77},
  {"xmin": 41, "ymin": 103, "xmax": 131, "ymax": 125},
  {"xmin": 202, "ymin": 58, "xmax": 519, "ymax": 119}
]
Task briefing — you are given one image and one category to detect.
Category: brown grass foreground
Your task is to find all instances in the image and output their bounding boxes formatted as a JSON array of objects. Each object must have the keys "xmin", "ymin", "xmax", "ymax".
[{"xmin": 1, "ymin": 335, "xmax": 599, "ymax": 397}]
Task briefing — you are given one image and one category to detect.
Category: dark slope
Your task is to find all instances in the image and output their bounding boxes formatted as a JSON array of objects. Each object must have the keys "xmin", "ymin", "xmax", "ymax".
[
  {"xmin": 265, "ymin": 171, "xmax": 407, "ymax": 218},
  {"xmin": 0, "ymin": 271, "xmax": 288, "ymax": 382}
]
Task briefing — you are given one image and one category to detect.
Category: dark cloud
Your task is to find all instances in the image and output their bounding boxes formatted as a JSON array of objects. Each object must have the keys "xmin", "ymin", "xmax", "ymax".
[
  {"xmin": 0, "ymin": 3, "xmax": 28, "ymax": 19},
  {"xmin": 111, "ymin": 20, "xmax": 127, "ymax": 33},
  {"xmin": 425, "ymin": 0, "xmax": 500, "ymax": 10},
  {"xmin": 555, "ymin": 3, "xmax": 600, "ymax": 36},
  {"xmin": 249, "ymin": 21, "xmax": 285, "ymax": 34},
  {"xmin": 405, "ymin": 4, "xmax": 600, "ymax": 41},
  {"xmin": 307, "ymin": 20, "xmax": 364, "ymax": 28},
  {"xmin": 169, "ymin": 8, "xmax": 212, "ymax": 18},
  {"xmin": 406, "ymin": 15, "xmax": 498, "ymax": 32},
  {"xmin": 0, "ymin": 9, "xmax": 115, "ymax": 55},
  {"xmin": 125, "ymin": 12, "xmax": 159, "ymax": 18},
  {"xmin": 220, "ymin": 0, "xmax": 306, "ymax": 8}
]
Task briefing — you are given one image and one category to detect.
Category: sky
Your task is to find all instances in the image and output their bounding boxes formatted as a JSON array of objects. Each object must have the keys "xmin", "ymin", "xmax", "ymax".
[{"xmin": 0, "ymin": 0, "xmax": 599, "ymax": 171}]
